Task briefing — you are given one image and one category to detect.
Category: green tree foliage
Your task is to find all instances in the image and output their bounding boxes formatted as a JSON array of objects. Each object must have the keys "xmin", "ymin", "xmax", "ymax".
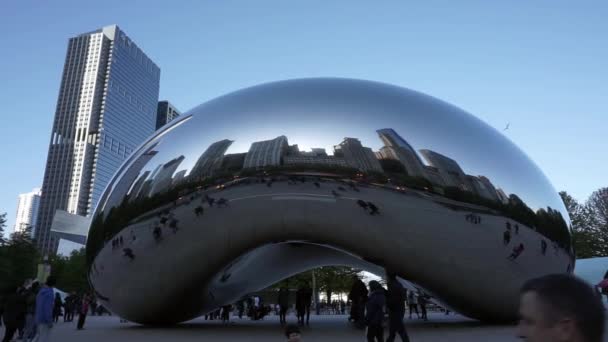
[
  {"xmin": 50, "ymin": 248, "xmax": 90, "ymax": 294},
  {"xmin": 560, "ymin": 189, "xmax": 608, "ymax": 258},
  {"xmin": 0, "ymin": 222, "xmax": 39, "ymax": 293},
  {"xmin": 273, "ymin": 266, "xmax": 362, "ymax": 302}
]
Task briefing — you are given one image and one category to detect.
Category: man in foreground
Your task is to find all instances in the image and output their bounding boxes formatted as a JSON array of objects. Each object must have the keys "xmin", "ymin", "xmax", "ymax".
[
  {"xmin": 518, "ymin": 274, "xmax": 605, "ymax": 342},
  {"xmin": 34, "ymin": 276, "xmax": 56, "ymax": 342}
]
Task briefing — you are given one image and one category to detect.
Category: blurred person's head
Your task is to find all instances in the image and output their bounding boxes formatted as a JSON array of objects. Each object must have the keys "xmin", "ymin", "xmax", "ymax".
[
  {"xmin": 46, "ymin": 275, "xmax": 56, "ymax": 287},
  {"xmin": 517, "ymin": 274, "xmax": 605, "ymax": 342}
]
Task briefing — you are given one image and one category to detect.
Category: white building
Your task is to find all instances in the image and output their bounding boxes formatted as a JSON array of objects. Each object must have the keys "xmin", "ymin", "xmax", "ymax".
[
  {"xmin": 244, "ymin": 136, "xmax": 288, "ymax": 169},
  {"xmin": 14, "ymin": 188, "xmax": 41, "ymax": 236}
]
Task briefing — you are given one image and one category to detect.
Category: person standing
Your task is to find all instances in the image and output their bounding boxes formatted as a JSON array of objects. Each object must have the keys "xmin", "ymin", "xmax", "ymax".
[
  {"xmin": 278, "ymin": 287, "xmax": 289, "ymax": 325},
  {"xmin": 2, "ymin": 287, "xmax": 26, "ymax": 342},
  {"xmin": 76, "ymin": 294, "xmax": 90, "ymax": 330},
  {"xmin": 386, "ymin": 274, "xmax": 410, "ymax": 342},
  {"xmin": 302, "ymin": 284, "xmax": 312, "ymax": 325},
  {"xmin": 295, "ymin": 287, "xmax": 306, "ymax": 325},
  {"xmin": 407, "ymin": 291, "xmax": 419, "ymax": 319},
  {"xmin": 23, "ymin": 282, "xmax": 40, "ymax": 342},
  {"xmin": 52, "ymin": 293, "xmax": 62, "ymax": 323},
  {"xmin": 34, "ymin": 276, "xmax": 56, "ymax": 342},
  {"xmin": 365, "ymin": 280, "xmax": 386, "ymax": 342}
]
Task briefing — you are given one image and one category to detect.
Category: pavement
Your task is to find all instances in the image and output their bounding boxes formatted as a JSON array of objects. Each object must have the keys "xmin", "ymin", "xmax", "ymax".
[{"xmin": 20, "ymin": 312, "xmax": 523, "ymax": 341}]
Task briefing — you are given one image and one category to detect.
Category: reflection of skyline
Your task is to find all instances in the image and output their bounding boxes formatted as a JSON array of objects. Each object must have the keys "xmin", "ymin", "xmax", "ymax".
[{"xmin": 129, "ymin": 128, "xmax": 512, "ymax": 208}]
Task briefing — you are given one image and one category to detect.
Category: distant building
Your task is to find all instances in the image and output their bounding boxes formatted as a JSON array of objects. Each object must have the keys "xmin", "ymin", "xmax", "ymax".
[
  {"xmin": 496, "ymin": 188, "xmax": 510, "ymax": 204},
  {"xmin": 423, "ymin": 166, "xmax": 445, "ymax": 187},
  {"xmin": 284, "ymin": 155, "xmax": 348, "ymax": 168},
  {"xmin": 221, "ymin": 153, "xmax": 247, "ymax": 171},
  {"xmin": 466, "ymin": 175, "xmax": 496, "ymax": 200},
  {"xmin": 419, "ymin": 149, "xmax": 470, "ymax": 191},
  {"xmin": 172, "ymin": 170, "xmax": 187, "ymax": 185},
  {"xmin": 477, "ymin": 176, "xmax": 500, "ymax": 202},
  {"xmin": 156, "ymin": 101, "xmax": 181, "ymax": 130},
  {"xmin": 376, "ymin": 129, "xmax": 427, "ymax": 178},
  {"xmin": 190, "ymin": 139, "xmax": 234, "ymax": 179},
  {"xmin": 334, "ymin": 138, "xmax": 383, "ymax": 173},
  {"xmin": 301, "ymin": 148, "xmax": 328, "ymax": 157},
  {"xmin": 148, "ymin": 156, "xmax": 185, "ymax": 196},
  {"xmin": 244, "ymin": 136, "xmax": 289, "ymax": 169},
  {"xmin": 14, "ymin": 188, "xmax": 41, "ymax": 236}
]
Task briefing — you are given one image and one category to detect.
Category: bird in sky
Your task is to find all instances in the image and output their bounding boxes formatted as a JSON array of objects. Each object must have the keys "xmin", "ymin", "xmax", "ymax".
[{"xmin": 504, "ymin": 123, "xmax": 510, "ymax": 131}]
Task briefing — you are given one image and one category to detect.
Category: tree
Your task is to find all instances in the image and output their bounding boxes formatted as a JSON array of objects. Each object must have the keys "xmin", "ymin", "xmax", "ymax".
[
  {"xmin": 50, "ymin": 248, "xmax": 89, "ymax": 294},
  {"xmin": 0, "ymin": 223, "xmax": 39, "ymax": 292},
  {"xmin": 0, "ymin": 212, "xmax": 8, "ymax": 246},
  {"xmin": 315, "ymin": 266, "xmax": 361, "ymax": 302},
  {"xmin": 560, "ymin": 190, "xmax": 608, "ymax": 258},
  {"xmin": 585, "ymin": 188, "xmax": 608, "ymax": 256}
]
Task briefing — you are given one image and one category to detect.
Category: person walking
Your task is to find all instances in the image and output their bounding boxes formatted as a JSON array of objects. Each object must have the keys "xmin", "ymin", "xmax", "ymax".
[
  {"xmin": 52, "ymin": 293, "xmax": 62, "ymax": 323},
  {"xmin": 365, "ymin": 280, "xmax": 386, "ymax": 342},
  {"xmin": 278, "ymin": 287, "xmax": 289, "ymax": 325},
  {"xmin": 418, "ymin": 293, "xmax": 428, "ymax": 321},
  {"xmin": 407, "ymin": 291, "xmax": 419, "ymax": 319},
  {"xmin": 2, "ymin": 286, "xmax": 26, "ymax": 342},
  {"xmin": 76, "ymin": 294, "xmax": 90, "ymax": 330},
  {"xmin": 34, "ymin": 276, "xmax": 56, "ymax": 342},
  {"xmin": 302, "ymin": 284, "xmax": 312, "ymax": 325},
  {"xmin": 386, "ymin": 274, "xmax": 410, "ymax": 342},
  {"xmin": 23, "ymin": 282, "xmax": 40, "ymax": 341}
]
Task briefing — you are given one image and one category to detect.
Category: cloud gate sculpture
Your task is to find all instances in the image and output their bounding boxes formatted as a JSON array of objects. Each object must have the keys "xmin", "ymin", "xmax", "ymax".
[{"xmin": 86, "ymin": 78, "xmax": 573, "ymax": 324}]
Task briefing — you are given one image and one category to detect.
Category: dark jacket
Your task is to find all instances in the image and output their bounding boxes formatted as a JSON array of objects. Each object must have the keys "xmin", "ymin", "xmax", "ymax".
[
  {"xmin": 365, "ymin": 289, "xmax": 386, "ymax": 326},
  {"xmin": 2, "ymin": 292, "xmax": 26, "ymax": 326},
  {"xmin": 386, "ymin": 278, "xmax": 406, "ymax": 312},
  {"xmin": 278, "ymin": 289, "xmax": 289, "ymax": 307}
]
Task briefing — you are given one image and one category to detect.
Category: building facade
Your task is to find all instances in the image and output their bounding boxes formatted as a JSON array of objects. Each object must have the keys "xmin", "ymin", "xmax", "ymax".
[
  {"xmin": 14, "ymin": 188, "xmax": 42, "ymax": 236},
  {"xmin": 376, "ymin": 129, "xmax": 427, "ymax": 178},
  {"xmin": 190, "ymin": 139, "xmax": 234, "ymax": 179},
  {"xmin": 36, "ymin": 25, "xmax": 160, "ymax": 254},
  {"xmin": 156, "ymin": 100, "xmax": 181, "ymax": 130},
  {"xmin": 243, "ymin": 136, "xmax": 288, "ymax": 169},
  {"xmin": 334, "ymin": 138, "xmax": 383, "ymax": 173}
]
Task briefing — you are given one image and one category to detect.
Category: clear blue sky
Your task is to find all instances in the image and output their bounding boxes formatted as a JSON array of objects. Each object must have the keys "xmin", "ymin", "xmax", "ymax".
[{"xmin": 0, "ymin": 0, "xmax": 606, "ymax": 234}]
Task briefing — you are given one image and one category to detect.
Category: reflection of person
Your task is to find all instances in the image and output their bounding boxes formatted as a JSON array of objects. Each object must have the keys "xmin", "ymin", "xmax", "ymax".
[
  {"xmin": 407, "ymin": 291, "xmax": 419, "ymax": 319},
  {"xmin": 285, "ymin": 324, "xmax": 302, "ymax": 342},
  {"xmin": 541, "ymin": 240, "xmax": 547, "ymax": 255},
  {"xmin": 517, "ymin": 274, "xmax": 605, "ymax": 342},
  {"xmin": 365, "ymin": 281, "xmax": 386, "ymax": 342},
  {"xmin": 278, "ymin": 287, "xmax": 289, "ymax": 325},
  {"xmin": 504, "ymin": 229, "xmax": 511, "ymax": 245},
  {"xmin": 418, "ymin": 294, "xmax": 428, "ymax": 321},
  {"xmin": 386, "ymin": 274, "xmax": 410, "ymax": 342},
  {"xmin": 508, "ymin": 243, "xmax": 525, "ymax": 260}
]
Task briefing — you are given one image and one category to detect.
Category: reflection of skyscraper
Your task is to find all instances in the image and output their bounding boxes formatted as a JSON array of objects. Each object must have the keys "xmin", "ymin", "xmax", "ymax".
[
  {"xmin": 148, "ymin": 156, "xmax": 185, "ymax": 196},
  {"xmin": 14, "ymin": 188, "xmax": 41, "ymax": 236},
  {"xmin": 190, "ymin": 139, "xmax": 234, "ymax": 179},
  {"xmin": 334, "ymin": 138, "xmax": 383, "ymax": 173},
  {"xmin": 172, "ymin": 170, "xmax": 187, "ymax": 185},
  {"xmin": 128, "ymin": 170, "xmax": 150, "ymax": 200},
  {"xmin": 423, "ymin": 166, "xmax": 445, "ymax": 186},
  {"xmin": 376, "ymin": 129, "xmax": 427, "ymax": 178},
  {"xmin": 496, "ymin": 188, "xmax": 509, "ymax": 204},
  {"xmin": 244, "ymin": 136, "xmax": 289, "ymax": 169},
  {"xmin": 477, "ymin": 176, "xmax": 500, "ymax": 202},
  {"xmin": 466, "ymin": 175, "xmax": 496, "ymax": 200},
  {"xmin": 104, "ymin": 148, "xmax": 158, "ymax": 209},
  {"xmin": 419, "ymin": 149, "xmax": 470, "ymax": 190}
]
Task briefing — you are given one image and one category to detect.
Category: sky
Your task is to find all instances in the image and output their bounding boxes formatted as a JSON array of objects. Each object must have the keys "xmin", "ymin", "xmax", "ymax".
[{"xmin": 0, "ymin": 0, "xmax": 606, "ymax": 235}]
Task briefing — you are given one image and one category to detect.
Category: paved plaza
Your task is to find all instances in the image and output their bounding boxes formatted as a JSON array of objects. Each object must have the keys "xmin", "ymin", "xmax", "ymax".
[{"xmin": 33, "ymin": 313, "xmax": 516, "ymax": 341}]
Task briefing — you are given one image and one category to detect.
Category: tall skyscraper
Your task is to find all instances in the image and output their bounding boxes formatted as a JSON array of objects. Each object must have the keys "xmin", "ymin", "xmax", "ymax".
[
  {"xmin": 36, "ymin": 25, "xmax": 160, "ymax": 254},
  {"xmin": 14, "ymin": 188, "xmax": 42, "ymax": 236},
  {"xmin": 190, "ymin": 139, "xmax": 234, "ymax": 179},
  {"xmin": 419, "ymin": 149, "xmax": 470, "ymax": 191},
  {"xmin": 156, "ymin": 100, "xmax": 181, "ymax": 130}
]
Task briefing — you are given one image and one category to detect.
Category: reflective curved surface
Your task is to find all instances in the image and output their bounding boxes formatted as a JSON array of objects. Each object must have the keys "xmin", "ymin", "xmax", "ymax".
[{"xmin": 86, "ymin": 78, "xmax": 574, "ymax": 324}]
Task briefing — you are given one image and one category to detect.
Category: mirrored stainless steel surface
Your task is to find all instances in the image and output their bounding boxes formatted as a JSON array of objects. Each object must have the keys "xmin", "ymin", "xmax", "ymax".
[{"xmin": 86, "ymin": 78, "xmax": 573, "ymax": 324}]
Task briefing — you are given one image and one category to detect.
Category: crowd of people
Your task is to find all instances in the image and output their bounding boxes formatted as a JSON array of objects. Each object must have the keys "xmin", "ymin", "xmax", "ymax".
[{"xmin": 1, "ymin": 276, "xmax": 108, "ymax": 342}]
